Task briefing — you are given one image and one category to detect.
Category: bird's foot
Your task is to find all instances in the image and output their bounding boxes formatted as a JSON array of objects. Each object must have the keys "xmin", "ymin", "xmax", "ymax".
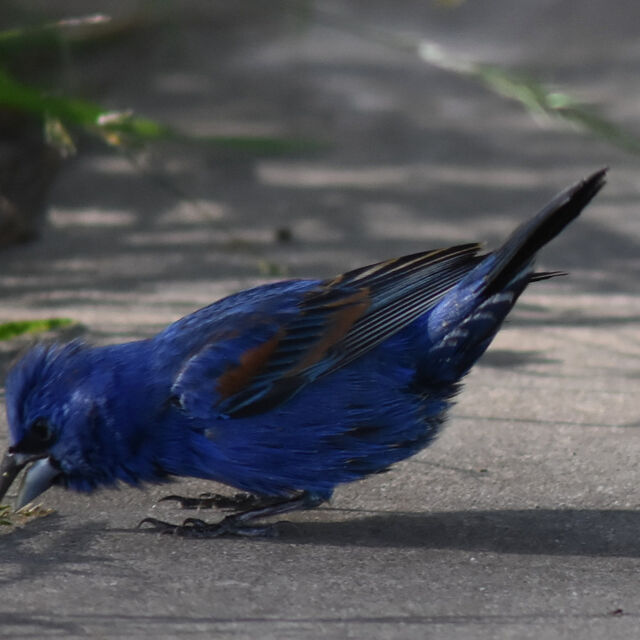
[
  {"xmin": 159, "ymin": 491, "xmax": 263, "ymax": 511},
  {"xmin": 140, "ymin": 490, "xmax": 327, "ymax": 539},
  {"xmin": 138, "ymin": 516, "xmax": 280, "ymax": 538}
]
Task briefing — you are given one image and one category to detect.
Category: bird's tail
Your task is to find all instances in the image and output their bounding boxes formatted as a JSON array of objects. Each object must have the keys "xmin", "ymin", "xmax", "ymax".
[
  {"xmin": 421, "ymin": 168, "xmax": 606, "ymax": 385},
  {"xmin": 482, "ymin": 167, "xmax": 607, "ymax": 297}
]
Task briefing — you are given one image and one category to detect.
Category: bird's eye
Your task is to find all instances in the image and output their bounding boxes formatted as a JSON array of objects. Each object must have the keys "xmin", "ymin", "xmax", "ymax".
[
  {"xmin": 9, "ymin": 417, "xmax": 55, "ymax": 455},
  {"xmin": 30, "ymin": 418, "xmax": 53, "ymax": 444}
]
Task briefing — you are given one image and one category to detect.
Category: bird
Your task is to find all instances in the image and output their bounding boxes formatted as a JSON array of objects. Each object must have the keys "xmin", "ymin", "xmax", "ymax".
[{"xmin": 0, "ymin": 169, "xmax": 606, "ymax": 537}]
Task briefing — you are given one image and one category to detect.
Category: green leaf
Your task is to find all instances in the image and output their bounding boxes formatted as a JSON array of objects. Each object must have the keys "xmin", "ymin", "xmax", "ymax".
[
  {"xmin": 0, "ymin": 503, "xmax": 55, "ymax": 528},
  {"xmin": 0, "ymin": 318, "xmax": 74, "ymax": 341},
  {"xmin": 418, "ymin": 41, "xmax": 640, "ymax": 154},
  {"xmin": 313, "ymin": 7, "xmax": 640, "ymax": 155},
  {"xmin": 44, "ymin": 114, "xmax": 76, "ymax": 157},
  {"xmin": 0, "ymin": 14, "xmax": 111, "ymax": 70},
  {"xmin": 0, "ymin": 68, "xmax": 321, "ymax": 153},
  {"xmin": 0, "ymin": 504, "xmax": 11, "ymax": 526},
  {"xmin": 0, "ymin": 13, "xmax": 111, "ymax": 49}
]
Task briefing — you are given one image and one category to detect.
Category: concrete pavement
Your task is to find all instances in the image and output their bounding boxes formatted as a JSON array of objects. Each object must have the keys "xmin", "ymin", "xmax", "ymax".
[{"xmin": 2, "ymin": 2, "xmax": 640, "ymax": 638}]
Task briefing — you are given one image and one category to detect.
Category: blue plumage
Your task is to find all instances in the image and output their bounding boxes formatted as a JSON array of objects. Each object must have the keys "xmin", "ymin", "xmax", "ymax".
[{"xmin": 0, "ymin": 170, "xmax": 606, "ymax": 536}]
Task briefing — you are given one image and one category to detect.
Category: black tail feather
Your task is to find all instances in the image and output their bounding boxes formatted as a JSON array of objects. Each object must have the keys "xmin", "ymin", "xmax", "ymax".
[
  {"xmin": 529, "ymin": 270, "xmax": 567, "ymax": 283},
  {"xmin": 484, "ymin": 168, "xmax": 607, "ymax": 296}
]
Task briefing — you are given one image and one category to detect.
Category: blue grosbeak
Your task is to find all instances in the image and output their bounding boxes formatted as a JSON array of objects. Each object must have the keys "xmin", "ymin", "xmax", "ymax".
[{"xmin": 0, "ymin": 169, "xmax": 606, "ymax": 537}]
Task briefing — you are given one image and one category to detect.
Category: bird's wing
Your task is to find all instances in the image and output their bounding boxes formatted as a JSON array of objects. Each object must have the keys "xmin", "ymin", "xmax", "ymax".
[{"xmin": 173, "ymin": 243, "xmax": 482, "ymax": 418}]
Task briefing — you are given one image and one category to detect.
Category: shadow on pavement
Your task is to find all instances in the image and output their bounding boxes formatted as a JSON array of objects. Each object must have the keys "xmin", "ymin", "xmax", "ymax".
[
  {"xmin": 1, "ymin": 516, "xmax": 112, "ymax": 583},
  {"xmin": 270, "ymin": 508, "xmax": 640, "ymax": 556}
]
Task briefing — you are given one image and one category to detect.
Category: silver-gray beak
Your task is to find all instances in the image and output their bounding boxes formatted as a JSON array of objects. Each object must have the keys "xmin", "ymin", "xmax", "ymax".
[
  {"xmin": 16, "ymin": 457, "xmax": 60, "ymax": 509},
  {"xmin": 0, "ymin": 451, "xmax": 60, "ymax": 509},
  {"xmin": 0, "ymin": 450, "xmax": 23, "ymax": 504}
]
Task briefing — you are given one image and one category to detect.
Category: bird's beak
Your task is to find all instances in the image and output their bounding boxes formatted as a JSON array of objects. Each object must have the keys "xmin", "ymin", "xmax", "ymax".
[
  {"xmin": 0, "ymin": 450, "xmax": 22, "ymax": 503},
  {"xmin": 16, "ymin": 457, "xmax": 60, "ymax": 508},
  {"xmin": 0, "ymin": 450, "xmax": 60, "ymax": 509}
]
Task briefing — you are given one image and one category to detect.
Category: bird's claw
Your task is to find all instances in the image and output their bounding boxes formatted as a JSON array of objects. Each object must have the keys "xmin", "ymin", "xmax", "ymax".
[
  {"xmin": 137, "ymin": 516, "xmax": 280, "ymax": 538},
  {"xmin": 141, "ymin": 490, "xmax": 319, "ymax": 538}
]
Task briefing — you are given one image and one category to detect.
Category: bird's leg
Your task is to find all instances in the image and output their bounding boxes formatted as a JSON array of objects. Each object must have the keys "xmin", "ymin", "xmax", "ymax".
[
  {"xmin": 139, "ymin": 491, "xmax": 326, "ymax": 538},
  {"xmin": 159, "ymin": 491, "xmax": 265, "ymax": 511}
]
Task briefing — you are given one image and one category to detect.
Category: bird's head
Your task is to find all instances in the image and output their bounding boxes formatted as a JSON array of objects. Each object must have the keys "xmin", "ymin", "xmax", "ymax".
[{"xmin": 0, "ymin": 341, "xmax": 110, "ymax": 508}]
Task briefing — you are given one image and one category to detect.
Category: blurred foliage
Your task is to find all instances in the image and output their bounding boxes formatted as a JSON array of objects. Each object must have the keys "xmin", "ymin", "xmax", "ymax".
[
  {"xmin": 0, "ymin": 318, "xmax": 74, "ymax": 341},
  {"xmin": 316, "ymin": 5, "xmax": 640, "ymax": 155},
  {"xmin": 419, "ymin": 42, "xmax": 640, "ymax": 154},
  {"xmin": 0, "ymin": 11, "xmax": 318, "ymax": 156},
  {"xmin": 0, "ymin": 68, "xmax": 319, "ymax": 155},
  {"xmin": 3, "ymin": 4, "xmax": 635, "ymax": 160},
  {"xmin": 0, "ymin": 502, "xmax": 55, "ymax": 528}
]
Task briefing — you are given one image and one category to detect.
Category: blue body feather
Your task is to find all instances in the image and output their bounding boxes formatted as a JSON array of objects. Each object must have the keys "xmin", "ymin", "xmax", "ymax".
[{"xmin": 1, "ymin": 170, "xmax": 606, "ymax": 516}]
